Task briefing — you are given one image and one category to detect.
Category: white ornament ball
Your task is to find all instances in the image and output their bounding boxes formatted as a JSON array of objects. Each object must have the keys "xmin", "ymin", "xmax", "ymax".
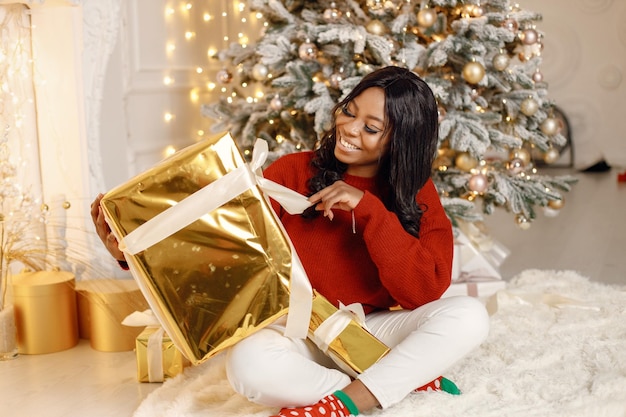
[
  {"xmin": 462, "ymin": 61, "xmax": 486, "ymax": 85},
  {"xmin": 251, "ymin": 63, "xmax": 269, "ymax": 81},
  {"xmin": 269, "ymin": 95, "xmax": 283, "ymax": 111},
  {"xmin": 520, "ymin": 28, "xmax": 539, "ymax": 45},
  {"xmin": 544, "ymin": 148, "xmax": 561, "ymax": 164},
  {"xmin": 532, "ymin": 70, "xmax": 544, "ymax": 83},
  {"xmin": 540, "ymin": 117, "xmax": 560, "ymax": 136},
  {"xmin": 298, "ymin": 42, "xmax": 318, "ymax": 61},
  {"xmin": 520, "ymin": 97, "xmax": 539, "ymax": 116},
  {"xmin": 417, "ymin": 8, "xmax": 437, "ymax": 28},
  {"xmin": 492, "ymin": 53, "xmax": 510, "ymax": 71},
  {"xmin": 468, "ymin": 173, "xmax": 489, "ymax": 193},
  {"xmin": 330, "ymin": 72, "xmax": 343, "ymax": 89}
]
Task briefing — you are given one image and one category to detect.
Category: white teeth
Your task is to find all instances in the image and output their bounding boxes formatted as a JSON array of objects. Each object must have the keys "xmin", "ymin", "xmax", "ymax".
[{"xmin": 340, "ymin": 137, "xmax": 359, "ymax": 150}]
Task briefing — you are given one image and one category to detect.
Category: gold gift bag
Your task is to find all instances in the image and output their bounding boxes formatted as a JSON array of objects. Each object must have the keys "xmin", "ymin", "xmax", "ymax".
[
  {"xmin": 309, "ymin": 291, "xmax": 390, "ymax": 378},
  {"xmin": 100, "ymin": 132, "xmax": 312, "ymax": 365},
  {"xmin": 12, "ymin": 271, "xmax": 78, "ymax": 354},
  {"xmin": 75, "ymin": 279, "xmax": 148, "ymax": 352},
  {"xmin": 136, "ymin": 326, "xmax": 185, "ymax": 382}
]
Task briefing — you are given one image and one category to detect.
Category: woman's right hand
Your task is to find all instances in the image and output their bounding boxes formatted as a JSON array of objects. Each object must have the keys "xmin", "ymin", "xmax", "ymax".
[{"xmin": 90, "ymin": 193, "xmax": 125, "ymax": 262}]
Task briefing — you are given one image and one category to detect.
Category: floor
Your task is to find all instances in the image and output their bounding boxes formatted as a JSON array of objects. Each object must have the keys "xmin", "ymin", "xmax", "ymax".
[{"xmin": 1, "ymin": 167, "xmax": 624, "ymax": 417}]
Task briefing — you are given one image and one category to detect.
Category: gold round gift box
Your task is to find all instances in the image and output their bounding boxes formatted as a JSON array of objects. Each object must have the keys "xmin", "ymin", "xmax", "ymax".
[
  {"xmin": 75, "ymin": 278, "xmax": 148, "ymax": 352},
  {"xmin": 12, "ymin": 270, "xmax": 78, "ymax": 354}
]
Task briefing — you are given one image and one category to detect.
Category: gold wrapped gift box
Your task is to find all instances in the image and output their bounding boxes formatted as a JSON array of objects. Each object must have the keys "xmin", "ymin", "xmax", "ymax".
[
  {"xmin": 100, "ymin": 132, "xmax": 312, "ymax": 365},
  {"xmin": 308, "ymin": 292, "xmax": 390, "ymax": 378},
  {"xmin": 75, "ymin": 279, "xmax": 149, "ymax": 352},
  {"xmin": 136, "ymin": 326, "xmax": 185, "ymax": 382}
]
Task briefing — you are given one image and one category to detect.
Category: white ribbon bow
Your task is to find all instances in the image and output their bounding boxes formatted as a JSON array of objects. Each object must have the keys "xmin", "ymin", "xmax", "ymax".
[
  {"xmin": 122, "ymin": 309, "xmax": 165, "ymax": 382},
  {"xmin": 117, "ymin": 139, "xmax": 314, "ymax": 340},
  {"xmin": 311, "ymin": 302, "xmax": 368, "ymax": 354}
]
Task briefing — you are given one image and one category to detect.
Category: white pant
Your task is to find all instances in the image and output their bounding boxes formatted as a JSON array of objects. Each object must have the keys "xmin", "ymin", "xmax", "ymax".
[{"xmin": 226, "ymin": 295, "xmax": 489, "ymax": 409}]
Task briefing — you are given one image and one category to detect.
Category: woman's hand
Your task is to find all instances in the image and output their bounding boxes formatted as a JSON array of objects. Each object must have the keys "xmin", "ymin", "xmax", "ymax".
[
  {"xmin": 308, "ymin": 181, "xmax": 365, "ymax": 221},
  {"xmin": 90, "ymin": 193, "xmax": 125, "ymax": 262}
]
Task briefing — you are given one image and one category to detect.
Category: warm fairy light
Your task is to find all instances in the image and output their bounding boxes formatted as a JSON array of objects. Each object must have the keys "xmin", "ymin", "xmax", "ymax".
[
  {"xmin": 163, "ymin": 145, "xmax": 177, "ymax": 158},
  {"xmin": 165, "ymin": 7, "xmax": 175, "ymax": 16},
  {"xmin": 246, "ymin": 97, "xmax": 254, "ymax": 103},
  {"xmin": 164, "ymin": 112, "xmax": 174, "ymax": 122},
  {"xmin": 238, "ymin": 2, "xmax": 245, "ymax": 12},
  {"xmin": 163, "ymin": 76, "xmax": 174, "ymax": 85},
  {"xmin": 256, "ymin": 12, "xmax": 263, "ymax": 19},
  {"xmin": 226, "ymin": 96, "xmax": 233, "ymax": 104},
  {"xmin": 190, "ymin": 88, "xmax": 200, "ymax": 102},
  {"xmin": 197, "ymin": 129, "xmax": 205, "ymax": 136},
  {"xmin": 203, "ymin": 13, "xmax": 212, "ymax": 21},
  {"xmin": 184, "ymin": 3, "xmax": 192, "ymax": 11},
  {"xmin": 185, "ymin": 31, "xmax": 195, "ymax": 40},
  {"xmin": 207, "ymin": 82, "xmax": 216, "ymax": 90},
  {"xmin": 207, "ymin": 48, "xmax": 217, "ymax": 57},
  {"xmin": 222, "ymin": 12, "xmax": 227, "ymax": 17},
  {"xmin": 195, "ymin": 67, "xmax": 203, "ymax": 74},
  {"xmin": 166, "ymin": 42, "xmax": 176, "ymax": 53},
  {"xmin": 255, "ymin": 91, "xmax": 264, "ymax": 99}
]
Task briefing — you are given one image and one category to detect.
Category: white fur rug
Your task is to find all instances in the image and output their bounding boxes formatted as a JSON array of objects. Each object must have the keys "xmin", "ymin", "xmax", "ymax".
[{"xmin": 133, "ymin": 270, "xmax": 626, "ymax": 417}]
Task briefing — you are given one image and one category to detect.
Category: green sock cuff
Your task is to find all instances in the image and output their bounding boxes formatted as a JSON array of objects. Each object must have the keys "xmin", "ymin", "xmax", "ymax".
[
  {"xmin": 440, "ymin": 377, "xmax": 461, "ymax": 395},
  {"xmin": 333, "ymin": 390, "xmax": 360, "ymax": 416}
]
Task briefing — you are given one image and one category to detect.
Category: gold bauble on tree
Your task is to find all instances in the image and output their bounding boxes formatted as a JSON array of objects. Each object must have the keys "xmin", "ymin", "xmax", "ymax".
[
  {"xmin": 510, "ymin": 148, "xmax": 531, "ymax": 166},
  {"xmin": 547, "ymin": 198, "xmax": 564, "ymax": 210},
  {"xmin": 520, "ymin": 97, "xmax": 539, "ymax": 116},
  {"xmin": 462, "ymin": 61, "xmax": 485, "ymax": 85},
  {"xmin": 417, "ymin": 8, "xmax": 437, "ymax": 28},
  {"xmin": 515, "ymin": 213, "xmax": 531, "ymax": 230},
  {"xmin": 492, "ymin": 52, "xmax": 510, "ymax": 71},
  {"xmin": 366, "ymin": 19, "xmax": 387, "ymax": 36},
  {"xmin": 298, "ymin": 41, "xmax": 318, "ymax": 61},
  {"xmin": 455, "ymin": 152, "xmax": 478, "ymax": 171},
  {"xmin": 544, "ymin": 147, "xmax": 561, "ymax": 164},
  {"xmin": 540, "ymin": 117, "xmax": 560, "ymax": 136}
]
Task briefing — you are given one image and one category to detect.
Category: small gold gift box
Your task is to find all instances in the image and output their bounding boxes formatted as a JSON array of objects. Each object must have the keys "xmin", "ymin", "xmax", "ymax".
[
  {"xmin": 308, "ymin": 292, "xmax": 390, "ymax": 378},
  {"xmin": 136, "ymin": 326, "xmax": 185, "ymax": 382},
  {"xmin": 12, "ymin": 270, "xmax": 78, "ymax": 354},
  {"xmin": 75, "ymin": 279, "xmax": 148, "ymax": 352},
  {"xmin": 100, "ymin": 132, "xmax": 312, "ymax": 365}
]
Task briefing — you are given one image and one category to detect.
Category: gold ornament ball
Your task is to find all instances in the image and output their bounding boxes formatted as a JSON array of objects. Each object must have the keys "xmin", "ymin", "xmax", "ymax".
[
  {"xmin": 298, "ymin": 42, "xmax": 318, "ymax": 61},
  {"xmin": 462, "ymin": 61, "xmax": 485, "ymax": 85},
  {"xmin": 510, "ymin": 148, "xmax": 531, "ymax": 166},
  {"xmin": 540, "ymin": 117, "xmax": 559, "ymax": 136},
  {"xmin": 544, "ymin": 148, "xmax": 561, "ymax": 164},
  {"xmin": 269, "ymin": 95, "xmax": 283, "ymax": 111},
  {"xmin": 520, "ymin": 97, "xmax": 539, "ymax": 116},
  {"xmin": 492, "ymin": 53, "xmax": 510, "ymax": 71},
  {"xmin": 548, "ymin": 198, "xmax": 564, "ymax": 210},
  {"xmin": 508, "ymin": 158, "xmax": 525, "ymax": 175},
  {"xmin": 515, "ymin": 214, "xmax": 531, "ymax": 230},
  {"xmin": 217, "ymin": 69, "xmax": 233, "ymax": 84},
  {"xmin": 417, "ymin": 8, "xmax": 437, "ymax": 28},
  {"xmin": 366, "ymin": 19, "xmax": 387, "ymax": 36},
  {"xmin": 323, "ymin": 6, "xmax": 342, "ymax": 23},
  {"xmin": 502, "ymin": 18, "xmax": 519, "ymax": 33},
  {"xmin": 455, "ymin": 152, "xmax": 478, "ymax": 171},
  {"xmin": 62, "ymin": 201, "xmax": 71, "ymax": 209}
]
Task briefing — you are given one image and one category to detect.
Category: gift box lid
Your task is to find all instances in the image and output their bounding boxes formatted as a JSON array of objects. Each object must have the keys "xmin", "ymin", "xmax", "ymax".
[
  {"xmin": 12, "ymin": 271, "xmax": 75, "ymax": 297},
  {"xmin": 76, "ymin": 278, "xmax": 144, "ymax": 305}
]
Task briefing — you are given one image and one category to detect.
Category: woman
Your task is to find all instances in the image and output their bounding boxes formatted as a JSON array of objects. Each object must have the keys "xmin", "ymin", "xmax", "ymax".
[{"xmin": 91, "ymin": 66, "xmax": 489, "ymax": 416}]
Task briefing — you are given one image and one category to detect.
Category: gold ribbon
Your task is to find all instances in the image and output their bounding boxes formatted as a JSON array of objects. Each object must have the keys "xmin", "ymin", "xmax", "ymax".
[{"xmin": 118, "ymin": 139, "xmax": 314, "ymax": 339}]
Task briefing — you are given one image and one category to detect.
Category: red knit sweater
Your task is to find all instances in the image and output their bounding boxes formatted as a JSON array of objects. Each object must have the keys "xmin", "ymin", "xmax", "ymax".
[{"xmin": 263, "ymin": 151, "xmax": 453, "ymax": 313}]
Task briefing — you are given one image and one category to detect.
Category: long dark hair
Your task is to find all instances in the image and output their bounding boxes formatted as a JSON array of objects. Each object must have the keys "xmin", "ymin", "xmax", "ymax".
[{"xmin": 305, "ymin": 66, "xmax": 439, "ymax": 238}]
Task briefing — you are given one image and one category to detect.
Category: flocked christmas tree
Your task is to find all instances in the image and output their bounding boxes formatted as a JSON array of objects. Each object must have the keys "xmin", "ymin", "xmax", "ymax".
[{"xmin": 202, "ymin": 0, "xmax": 577, "ymax": 229}]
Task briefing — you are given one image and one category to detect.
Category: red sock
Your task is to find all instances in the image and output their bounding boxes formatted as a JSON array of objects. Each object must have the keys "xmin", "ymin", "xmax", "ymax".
[
  {"xmin": 270, "ymin": 391, "xmax": 359, "ymax": 417},
  {"xmin": 415, "ymin": 376, "xmax": 461, "ymax": 395}
]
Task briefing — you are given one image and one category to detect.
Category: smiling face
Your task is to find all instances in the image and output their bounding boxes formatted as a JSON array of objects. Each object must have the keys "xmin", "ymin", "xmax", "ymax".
[{"xmin": 334, "ymin": 87, "xmax": 390, "ymax": 177}]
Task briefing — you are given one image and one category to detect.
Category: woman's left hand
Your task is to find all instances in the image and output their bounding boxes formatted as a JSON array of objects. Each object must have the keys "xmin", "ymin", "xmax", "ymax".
[{"xmin": 308, "ymin": 181, "xmax": 364, "ymax": 221}]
